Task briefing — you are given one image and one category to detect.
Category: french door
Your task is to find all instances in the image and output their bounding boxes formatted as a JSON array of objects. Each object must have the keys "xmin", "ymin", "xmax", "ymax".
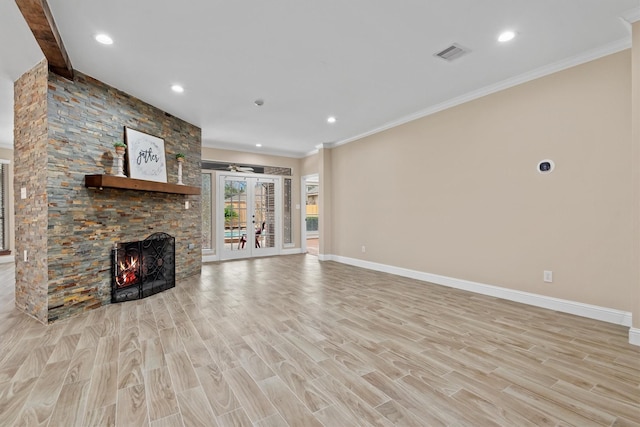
[{"xmin": 217, "ymin": 173, "xmax": 281, "ymax": 259}]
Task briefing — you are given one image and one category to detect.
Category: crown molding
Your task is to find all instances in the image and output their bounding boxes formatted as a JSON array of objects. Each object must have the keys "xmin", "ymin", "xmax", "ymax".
[
  {"xmin": 203, "ymin": 35, "xmax": 632, "ymax": 159},
  {"xmin": 304, "ymin": 146, "xmax": 320, "ymax": 157},
  {"xmin": 202, "ymin": 139, "xmax": 307, "ymax": 159},
  {"xmin": 622, "ymin": 6, "xmax": 640, "ymax": 24},
  {"xmin": 333, "ymin": 37, "xmax": 631, "ymax": 149}
]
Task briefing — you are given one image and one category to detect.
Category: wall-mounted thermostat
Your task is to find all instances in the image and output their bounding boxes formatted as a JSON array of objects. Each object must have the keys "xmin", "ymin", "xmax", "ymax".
[{"xmin": 537, "ymin": 159, "xmax": 555, "ymax": 174}]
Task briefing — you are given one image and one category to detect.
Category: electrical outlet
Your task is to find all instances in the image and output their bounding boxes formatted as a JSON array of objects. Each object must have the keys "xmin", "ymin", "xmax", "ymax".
[
  {"xmin": 23, "ymin": 250, "xmax": 28, "ymax": 262},
  {"xmin": 544, "ymin": 270, "xmax": 553, "ymax": 283},
  {"xmin": 185, "ymin": 201, "xmax": 189, "ymax": 210},
  {"xmin": 21, "ymin": 188, "xmax": 26, "ymax": 199},
  {"xmin": 361, "ymin": 245, "xmax": 366, "ymax": 253}
]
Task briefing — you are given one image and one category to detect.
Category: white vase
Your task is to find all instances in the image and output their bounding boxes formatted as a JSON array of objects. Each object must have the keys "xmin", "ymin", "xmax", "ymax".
[{"xmin": 114, "ymin": 147, "xmax": 126, "ymax": 177}]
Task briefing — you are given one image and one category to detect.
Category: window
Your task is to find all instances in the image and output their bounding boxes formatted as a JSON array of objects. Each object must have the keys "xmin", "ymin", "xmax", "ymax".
[
  {"xmin": 201, "ymin": 171, "xmax": 213, "ymax": 250},
  {"xmin": 283, "ymin": 178, "xmax": 292, "ymax": 245},
  {"xmin": 0, "ymin": 161, "xmax": 9, "ymax": 255}
]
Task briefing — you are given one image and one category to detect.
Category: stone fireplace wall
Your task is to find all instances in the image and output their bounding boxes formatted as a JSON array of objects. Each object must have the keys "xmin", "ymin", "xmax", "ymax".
[{"xmin": 14, "ymin": 60, "xmax": 201, "ymax": 322}]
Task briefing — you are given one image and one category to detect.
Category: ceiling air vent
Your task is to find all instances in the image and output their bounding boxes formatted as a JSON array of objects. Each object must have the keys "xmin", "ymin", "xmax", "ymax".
[{"xmin": 434, "ymin": 43, "xmax": 468, "ymax": 61}]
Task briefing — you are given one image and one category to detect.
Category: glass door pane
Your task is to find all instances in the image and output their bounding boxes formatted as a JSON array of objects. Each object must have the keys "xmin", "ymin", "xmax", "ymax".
[
  {"xmin": 222, "ymin": 177, "xmax": 249, "ymax": 255},
  {"xmin": 218, "ymin": 173, "xmax": 280, "ymax": 260},
  {"xmin": 283, "ymin": 178, "xmax": 292, "ymax": 245},
  {"xmin": 253, "ymin": 179, "xmax": 276, "ymax": 251}
]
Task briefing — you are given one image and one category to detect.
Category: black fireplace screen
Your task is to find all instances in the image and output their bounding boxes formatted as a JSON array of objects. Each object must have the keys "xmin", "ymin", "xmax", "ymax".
[{"xmin": 112, "ymin": 232, "xmax": 175, "ymax": 303}]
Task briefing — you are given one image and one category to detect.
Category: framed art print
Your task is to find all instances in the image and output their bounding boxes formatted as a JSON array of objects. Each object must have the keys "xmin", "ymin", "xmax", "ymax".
[{"xmin": 125, "ymin": 127, "xmax": 168, "ymax": 183}]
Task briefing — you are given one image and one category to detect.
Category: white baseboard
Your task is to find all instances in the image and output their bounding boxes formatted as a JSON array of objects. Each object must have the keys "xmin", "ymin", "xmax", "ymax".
[
  {"xmin": 281, "ymin": 248, "xmax": 303, "ymax": 256},
  {"xmin": 328, "ymin": 255, "xmax": 633, "ymax": 328},
  {"xmin": 0, "ymin": 255, "xmax": 14, "ymax": 264},
  {"xmin": 630, "ymin": 328, "xmax": 640, "ymax": 347},
  {"xmin": 202, "ymin": 254, "xmax": 219, "ymax": 263}
]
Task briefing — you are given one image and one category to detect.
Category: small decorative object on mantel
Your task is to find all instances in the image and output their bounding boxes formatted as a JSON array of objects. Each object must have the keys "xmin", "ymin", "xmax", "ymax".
[
  {"xmin": 113, "ymin": 142, "xmax": 127, "ymax": 177},
  {"xmin": 176, "ymin": 153, "xmax": 185, "ymax": 185}
]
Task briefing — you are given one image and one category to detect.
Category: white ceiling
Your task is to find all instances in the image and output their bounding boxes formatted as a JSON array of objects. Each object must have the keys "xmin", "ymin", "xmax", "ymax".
[{"xmin": 1, "ymin": 0, "xmax": 638, "ymax": 156}]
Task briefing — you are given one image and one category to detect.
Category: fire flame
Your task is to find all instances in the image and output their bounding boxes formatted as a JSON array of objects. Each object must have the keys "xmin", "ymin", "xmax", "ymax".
[{"xmin": 116, "ymin": 255, "xmax": 139, "ymax": 288}]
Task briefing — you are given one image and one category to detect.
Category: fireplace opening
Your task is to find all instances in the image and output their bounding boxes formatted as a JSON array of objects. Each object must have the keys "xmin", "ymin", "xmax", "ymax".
[{"xmin": 112, "ymin": 232, "xmax": 175, "ymax": 303}]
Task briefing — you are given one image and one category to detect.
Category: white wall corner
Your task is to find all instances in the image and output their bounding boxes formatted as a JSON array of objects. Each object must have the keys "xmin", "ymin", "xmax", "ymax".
[
  {"xmin": 629, "ymin": 328, "xmax": 640, "ymax": 347},
  {"xmin": 330, "ymin": 255, "xmax": 633, "ymax": 329},
  {"xmin": 317, "ymin": 254, "xmax": 334, "ymax": 262}
]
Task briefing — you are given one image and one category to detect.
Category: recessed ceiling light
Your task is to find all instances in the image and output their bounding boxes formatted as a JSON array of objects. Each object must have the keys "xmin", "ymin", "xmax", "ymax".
[
  {"xmin": 498, "ymin": 30, "xmax": 516, "ymax": 43},
  {"xmin": 256, "ymin": 144, "xmax": 262, "ymax": 147},
  {"xmin": 171, "ymin": 85, "xmax": 184, "ymax": 93},
  {"xmin": 95, "ymin": 34, "xmax": 113, "ymax": 45},
  {"xmin": 327, "ymin": 116, "xmax": 337, "ymax": 124},
  {"xmin": 254, "ymin": 99, "xmax": 264, "ymax": 106}
]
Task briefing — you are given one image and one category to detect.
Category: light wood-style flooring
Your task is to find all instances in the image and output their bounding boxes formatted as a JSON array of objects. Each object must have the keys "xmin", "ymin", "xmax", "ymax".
[{"xmin": 0, "ymin": 255, "xmax": 638, "ymax": 426}]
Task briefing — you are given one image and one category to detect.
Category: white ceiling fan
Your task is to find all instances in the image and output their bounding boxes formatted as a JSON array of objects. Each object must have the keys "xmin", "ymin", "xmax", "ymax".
[{"xmin": 227, "ymin": 164, "xmax": 255, "ymax": 173}]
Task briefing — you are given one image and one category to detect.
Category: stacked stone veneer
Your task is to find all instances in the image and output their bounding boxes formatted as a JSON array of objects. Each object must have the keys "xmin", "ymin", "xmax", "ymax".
[
  {"xmin": 14, "ymin": 60, "xmax": 49, "ymax": 322},
  {"xmin": 14, "ymin": 60, "xmax": 201, "ymax": 323}
]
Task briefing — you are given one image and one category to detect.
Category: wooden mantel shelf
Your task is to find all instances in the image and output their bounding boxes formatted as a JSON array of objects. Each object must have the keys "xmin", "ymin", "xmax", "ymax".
[{"xmin": 85, "ymin": 175, "xmax": 200, "ymax": 195}]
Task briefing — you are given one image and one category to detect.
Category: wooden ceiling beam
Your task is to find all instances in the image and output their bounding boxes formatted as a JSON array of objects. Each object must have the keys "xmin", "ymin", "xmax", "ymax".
[{"xmin": 15, "ymin": 0, "xmax": 73, "ymax": 80}]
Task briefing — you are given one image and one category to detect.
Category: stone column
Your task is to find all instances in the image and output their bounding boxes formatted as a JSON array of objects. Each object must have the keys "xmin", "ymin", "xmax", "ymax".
[{"xmin": 13, "ymin": 60, "xmax": 49, "ymax": 323}]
